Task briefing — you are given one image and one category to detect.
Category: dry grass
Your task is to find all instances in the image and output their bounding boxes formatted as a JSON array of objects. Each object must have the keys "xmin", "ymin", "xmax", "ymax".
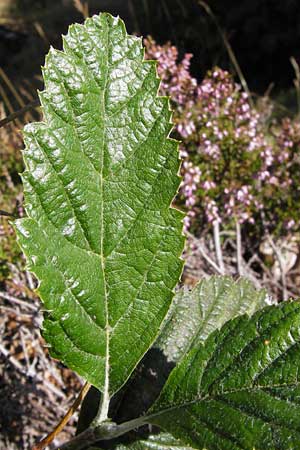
[{"xmin": 0, "ymin": 285, "xmax": 82, "ymax": 449}]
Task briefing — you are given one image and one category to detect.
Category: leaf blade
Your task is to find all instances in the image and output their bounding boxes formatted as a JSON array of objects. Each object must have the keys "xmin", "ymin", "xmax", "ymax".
[
  {"xmin": 15, "ymin": 13, "xmax": 184, "ymax": 397},
  {"xmin": 157, "ymin": 276, "xmax": 268, "ymax": 363},
  {"xmin": 148, "ymin": 301, "xmax": 300, "ymax": 449}
]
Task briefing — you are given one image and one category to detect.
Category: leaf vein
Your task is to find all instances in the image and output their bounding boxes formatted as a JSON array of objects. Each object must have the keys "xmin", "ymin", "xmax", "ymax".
[{"xmin": 31, "ymin": 133, "xmax": 95, "ymax": 252}]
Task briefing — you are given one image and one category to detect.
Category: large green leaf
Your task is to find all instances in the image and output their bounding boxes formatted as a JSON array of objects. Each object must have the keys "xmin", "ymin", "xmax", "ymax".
[
  {"xmin": 157, "ymin": 276, "xmax": 268, "ymax": 363},
  {"xmin": 15, "ymin": 13, "xmax": 184, "ymax": 402},
  {"xmin": 147, "ymin": 301, "xmax": 300, "ymax": 450}
]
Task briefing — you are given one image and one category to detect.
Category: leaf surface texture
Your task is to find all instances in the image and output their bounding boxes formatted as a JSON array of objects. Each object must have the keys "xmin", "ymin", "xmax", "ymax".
[
  {"xmin": 104, "ymin": 433, "xmax": 195, "ymax": 449},
  {"xmin": 158, "ymin": 276, "xmax": 268, "ymax": 363},
  {"xmin": 15, "ymin": 13, "xmax": 184, "ymax": 396},
  {"xmin": 149, "ymin": 301, "xmax": 300, "ymax": 450}
]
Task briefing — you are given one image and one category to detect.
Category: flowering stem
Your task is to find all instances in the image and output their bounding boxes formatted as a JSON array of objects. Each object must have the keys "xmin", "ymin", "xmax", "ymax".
[
  {"xmin": 213, "ymin": 220, "xmax": 225, "ymax": 274},
  {"xmin": 236, "ymin": 219, "xmax": 244, "ymax": 276}
]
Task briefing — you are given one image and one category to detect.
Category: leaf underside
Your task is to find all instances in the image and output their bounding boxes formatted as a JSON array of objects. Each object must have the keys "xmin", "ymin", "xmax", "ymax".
[
  {"xmin": 15, "ymin": 13, "xmax": 184, "ymax": 396},
  {"xmin": 158, "ymin": 276, "xmax": 268, "ymax": 363},
  {"xmin": 149, "ymin": 301, "xmax": 300, "ymax": 450},
  {"xmin": 105, "ymin": 432, "xmax": 195, "ymax": 449}
]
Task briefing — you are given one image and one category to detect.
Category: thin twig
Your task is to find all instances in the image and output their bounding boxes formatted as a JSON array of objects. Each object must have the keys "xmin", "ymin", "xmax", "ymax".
[
  {"xmin": 33, "ymin": 382, "xmax": 91, "ymax": 450},
  {"xmin": 186, "ymin": 232, "xmax": 223, "ymax": 274},
  {"xmin": 33, "ymin": 21, "xmax": 50, "ymax": 47},
  {"xmin": 0, "ymin": 340, "xmax": 66, "ymax": 398},
  {"xmin": 0, "ymin": 209, "xmax": 16, "ymax": 218},
  {"xmin": 58, "ymin": 415, "xmax": 147, "ymax": 450},
  {"xmin": 198, "ymin": 0, "xmax": 253, "ymax": 107},
  {"xmin": 0, "ymin": 291, "xmax": 37, "ymax": 311},
  {"xmin": 0, "ymin": 84, "xmax": 22, "ymax": 128},
  {"xmin": 26, "ymin": 270, "xmax": 36, "ymax": 291},
  {"xmin": 0, "ymin": 67, "xmax": 26, "ymax": 109},
  {"xmin": 0, "ymin": 305, "xmax": 33, "ymax": 317},
  {"xmin": 73, "ymin": 0, "xmax": 89, "ymax": 18},
  {"xmin": 19, "ymin": 328, "xmax": 30, "ymax": 373},
  {"xmin": 290, "ymin": 56, "xmax": 300, "ymax": 118},
  {"xmin": 0, "ymin": 99, "xmax": 40, "ymax": 128},
  {"xmin": 0, "ymin": 342, "xmax": 25, "ymax": 371}
]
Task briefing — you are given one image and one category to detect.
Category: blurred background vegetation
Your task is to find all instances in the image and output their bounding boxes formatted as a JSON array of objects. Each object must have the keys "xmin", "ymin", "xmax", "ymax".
[
  {"xmin": 1, "ymin": 0, "xmax": 300, "ymax": 95},
  {"xmin": 1, "ymin": 1, "xmax": 300, "ymax": 448}
]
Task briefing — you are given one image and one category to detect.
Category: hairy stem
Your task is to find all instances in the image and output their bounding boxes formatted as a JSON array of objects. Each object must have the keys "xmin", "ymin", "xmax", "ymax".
[{"xmin": 58, "ymin": 416, "xmax": 146, "ymax": 450}]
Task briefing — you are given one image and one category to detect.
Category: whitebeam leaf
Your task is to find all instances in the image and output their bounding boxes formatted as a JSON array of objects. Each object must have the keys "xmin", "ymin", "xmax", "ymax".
[
  {"xmin": 148, "ymin": 301, "xmax": 300, "ymax": 450},
  {"xmin": 15, "ymin": 13, "xmax": 184, "ymax": 401}
]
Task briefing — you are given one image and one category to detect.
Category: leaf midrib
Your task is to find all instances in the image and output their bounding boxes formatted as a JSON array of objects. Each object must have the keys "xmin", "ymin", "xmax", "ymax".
[
  {"xmin": 95, "ymin": 381, "xmax": 300, "ymax": 446},
  {"xmin": 99, "ymin": 14, "xmax": 110, "ymax": 414},
  {"xmin": 145, "ymin": 381, "xmax": 300, "ymax": 424}
]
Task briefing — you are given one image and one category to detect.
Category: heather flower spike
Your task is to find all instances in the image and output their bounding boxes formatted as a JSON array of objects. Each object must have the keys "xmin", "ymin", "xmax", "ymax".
[{"xmin": 145, "ymin": 38, "xmax": 300, "ymax": 234}]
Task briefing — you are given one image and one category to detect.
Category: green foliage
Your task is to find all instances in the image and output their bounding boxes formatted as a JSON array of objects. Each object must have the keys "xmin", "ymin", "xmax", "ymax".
[
  {"xmin": 90, "ymin": 300, "xmax": 300, "ymax": 450},
  {"xmin": 15, "ymin": 12, "xmax": 300, "ymax": 450},
  {"xmin": 157, "ymin": 276, "xmax": 267, "ymax": 363},
  {"xmin": 150, "ymin": 301, "xmax": 300, "ymax": 450},
  {"xmin": 14, "ymin": 12, "xmax": 184, "ymax": 402},
  {"xmin": 76, "ymin": 276, "xmax": 268, "ymax": 449}
]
